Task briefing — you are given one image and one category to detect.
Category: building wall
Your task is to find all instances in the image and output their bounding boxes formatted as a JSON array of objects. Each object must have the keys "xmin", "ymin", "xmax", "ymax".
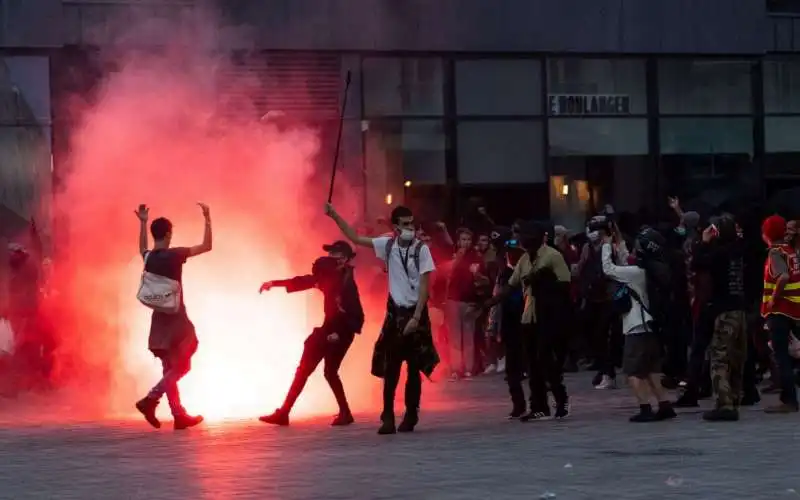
[{"xmin": 5, "ymin": 0, "xmax": 800, "ymax": 229}]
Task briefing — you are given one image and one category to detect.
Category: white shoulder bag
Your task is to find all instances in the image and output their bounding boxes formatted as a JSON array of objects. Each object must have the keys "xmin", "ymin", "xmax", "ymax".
[{"xmin": 137, "ymin": 251, "xmax": 182, "ymax": 314}]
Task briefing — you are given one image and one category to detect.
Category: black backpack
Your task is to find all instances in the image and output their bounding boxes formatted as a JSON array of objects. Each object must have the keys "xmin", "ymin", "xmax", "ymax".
[{"xmin": 384, "ymin": 237, "xmax": 423, "ymax": 276}]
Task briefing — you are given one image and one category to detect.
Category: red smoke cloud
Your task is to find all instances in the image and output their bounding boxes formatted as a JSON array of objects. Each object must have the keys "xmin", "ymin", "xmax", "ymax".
[{"xmin": 45, "ymin": 30, "xmax": 392, "ymax": 423}]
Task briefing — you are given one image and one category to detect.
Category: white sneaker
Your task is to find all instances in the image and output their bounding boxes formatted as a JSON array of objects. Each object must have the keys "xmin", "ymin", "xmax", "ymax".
[
  {"xmin": 595, "ymin": 375, "xmax": 618, "ymax": 390},
  {"xmin": 497, "ymin": 357, "xmax": 506, "ymax": 373},
  {"xmin": 464, "ymin": 372, "xmax": 473, "ymax": 379},
  {"xmin": 483, "ymin": 364, "xmax": 497, "ymax": 375},
  {"xmin": 449, "ymin": 372, "xmax": 460, "ymax": 382}
]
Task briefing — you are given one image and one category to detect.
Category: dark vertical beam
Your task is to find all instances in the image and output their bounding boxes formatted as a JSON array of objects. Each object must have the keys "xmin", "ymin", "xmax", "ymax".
[
  {"xmin": 646, "ymin": 57, "xmax": 661, "ymax": 210},
  {"xmin": 541, "ymin": 56, "xmax": 551, "ymax": 220},
  {"xmin": 358, "ymin": 54, "xmax": 368, "ymax": 219},
  {"xmin": 752, "ymin": 59, "xmax": 766, "ymax": 203},
  {"xmin": 443, "ymin": 57, "xmax": 459, "ymax": 225}
]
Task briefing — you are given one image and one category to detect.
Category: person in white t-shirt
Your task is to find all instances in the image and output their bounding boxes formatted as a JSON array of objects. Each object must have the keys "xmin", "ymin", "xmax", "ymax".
[
  {"xmin": 325, "ymin": 203, "xmax": 439, "ymax": 435},
  {"xmin": 601, "ymin": 226, "xmax": 677, "ymax": 423}
]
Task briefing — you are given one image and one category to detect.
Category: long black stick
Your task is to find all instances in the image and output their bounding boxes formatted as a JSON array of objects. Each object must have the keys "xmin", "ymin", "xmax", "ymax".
[{"xmin": 327, "ymin": 70, "xmax": 352, "ymax": 203}]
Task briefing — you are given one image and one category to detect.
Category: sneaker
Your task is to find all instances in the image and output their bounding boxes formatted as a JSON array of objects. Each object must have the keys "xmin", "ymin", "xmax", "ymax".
[
  {"xmin": 448, "ymin": 372, "xmax": 460, "ymax": 382},
  {"xmin": 554, "ymin": 400, "xmax": 570, "ymax": 419},
  {"xmin": 496, "ymin": 357, "xmax": 506, "ymax": 373},
  {"xmin": 702, "ymin": 408, "xmax": 739, "ymax": 422},
  {"xmin": 508, "ymin": 405, "xmax": 526, "ymax": 420},
  {"xmin": 520, "ymin": 409, "xmax": 551, "ymax": 422},
  {"xmin": 135, "ymin": 397, "xmax": 161, "ymax": 429},
  {"xmin": 483, "ymin": 364, "xmax": 497, "ymax": 375},
  {"xmin": 595, "ymin": 375, "xmax": 617, "ymax": 390},
  {"xmin": 173, "ymin": 413, "xmax": 204, "ymax": 430},
  {"xmin": 259, "ymin": 409, "xmax": 289, "ymax": 426},
  {"xmin": 331, "ymin": 412, "xmax": 354, "ymax": 426},
  {"xmin": 764, "ymin": 403, "xmax": 799, "ymax": 414},
  {"xmin": 591, "ymin": 371, "xmax": 604, "ymax": 387}
]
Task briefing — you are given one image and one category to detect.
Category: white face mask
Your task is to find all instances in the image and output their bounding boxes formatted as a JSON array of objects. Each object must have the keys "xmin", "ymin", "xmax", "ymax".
[
  {"xmin": 587, "ymin": 230, "xmax": 600, "ymax": 242},
  {"xmin": 399, "ymin": 228, "xmax": 415, "ymax": 241}
]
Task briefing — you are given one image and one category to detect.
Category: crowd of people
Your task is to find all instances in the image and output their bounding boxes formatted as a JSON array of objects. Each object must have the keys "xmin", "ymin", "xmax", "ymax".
[
  {"xmin": 3, "ymin": 194, "xmax": 800, "ymax": 433},
  {"xmin": 399, "ymin": 197, "xmax": 800, "ymax": 423}
]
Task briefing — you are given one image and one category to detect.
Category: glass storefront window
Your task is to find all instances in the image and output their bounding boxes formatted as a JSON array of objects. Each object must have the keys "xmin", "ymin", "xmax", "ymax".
[
  {"xmin": 548, "ymin": 118, "xmax": 651, "ymax": 221},
  {"xmin": 660, "ymin": 117, "xmax": 757, "ymax": 203},
  {"xmin": 658, "ymin": 59, "xmax": 753, "ymax": 114},
  {"xmin": 765, "ymin": 116, "xmax": 800, "ymax": 178},
  {"xmin": 363, "ymin": 119, "xmax": 446, "ymax": 218},
  {"xmin": 457, "ymin": 121, "xmax": 544, "ymax": 184},
  {"xmin": 456, "ymin": 59, "xmax": 542, "ymax": 115},
  {"xmin": 764, "ymin": 59, "xmax": 800, "ymax": 114},
  {"xmin": 549, "ymin": 118, "xmax": 648, "ymax": 155},
  {"xmin": 660, "ymin": 117, "xmax": 753, "ymax": 155},
  {"xmin": 547, "ymin": 58, "xmax": 647, "ymax": 115},
  {"xmin": 362, "ymin": 57, "xmax": 444, "ymax": 116}
]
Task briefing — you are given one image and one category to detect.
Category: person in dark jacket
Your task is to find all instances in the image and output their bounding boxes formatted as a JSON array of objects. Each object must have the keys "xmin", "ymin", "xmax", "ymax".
[{"xmin": 258, "ymin": 242, "xmax": 365, "ymax": 427}]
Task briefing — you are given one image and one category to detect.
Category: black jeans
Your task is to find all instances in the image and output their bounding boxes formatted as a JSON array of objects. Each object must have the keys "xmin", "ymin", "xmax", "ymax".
[
  {"xmin": 663, "ymin": 298, "xmax": 691, "ymax": 381},
  {"xmin": 585, "ymin": 301, "xmax": 621, "ymax": 377},
  {"xmin": 382, "ymin": 334, "xmax": 422, "ymax": 419},
  {"xmin": 517, "ymin": 323, "xmax": 568, "ymax": 413},
  {"xmin": 686, "ymin": 304, "xmax": 715, "ymax": 392},
  {"xmin": 504, "ymin": 314, "xmax": 526, "ymax": 409},
  {"xmin": 282, "ymin": 328, "xmax": 355, "ymax": 414},
  {"xmin": 766, "ymin": 314, "xmax": 799, "ymax": 407}
]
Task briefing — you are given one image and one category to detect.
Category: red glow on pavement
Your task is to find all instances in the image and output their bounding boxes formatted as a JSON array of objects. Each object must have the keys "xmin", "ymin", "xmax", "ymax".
[{"xmin": 43, "ymin": 43, "xmax": 396, "ymax": 423}]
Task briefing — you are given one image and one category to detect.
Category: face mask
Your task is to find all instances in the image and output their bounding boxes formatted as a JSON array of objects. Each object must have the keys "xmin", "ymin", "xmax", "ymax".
[
  {"xmin": 399, "ymin": 228, "xmax": 415, "ymax": 241},
  {"xmin": 674, "ymin": 227, "xmax": 686, "ymax": 237},
  {"xmin": 587, "ymin": 230, "xmax": 600, "ymax": 242}
]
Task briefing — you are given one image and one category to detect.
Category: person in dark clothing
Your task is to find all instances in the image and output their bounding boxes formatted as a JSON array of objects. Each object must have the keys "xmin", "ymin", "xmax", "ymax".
[
  {"xmin": 483, "ymin": 221, "xmax": 572, "ymax": 421},
  {"xmin": 135, "ymin": 203, "xmax": 211, "ymax": 431},
  {"xmin": 6, "ymin": 243, "xmax": 42, "ymax": 391},
  {"xmin": 690, "ymin": 216, "xmax": 753, "ymax": 421},
  {"xmin": 258, "ymin": 242, "xmax": 365, "ymax": 427},
  {"xmin": 486, "ymin": 227, "xmax": 525, "ymax": 414}
]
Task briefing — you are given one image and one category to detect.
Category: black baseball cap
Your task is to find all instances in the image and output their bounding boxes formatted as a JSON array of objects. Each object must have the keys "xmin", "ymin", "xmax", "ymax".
[{"xmin": 322, "ymin": 240, "xmax": 356, "ymax": 258}]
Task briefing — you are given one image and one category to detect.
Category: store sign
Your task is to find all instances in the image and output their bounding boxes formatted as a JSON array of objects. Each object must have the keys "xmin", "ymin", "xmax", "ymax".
[{"xmin": 548, "ymin": 94, "xmax": 631, "ymax": 116}]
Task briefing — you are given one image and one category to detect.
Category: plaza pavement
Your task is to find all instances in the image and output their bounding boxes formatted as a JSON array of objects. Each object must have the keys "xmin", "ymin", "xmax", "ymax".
[{"xmin": 0, "ymin": 372, "xmax": 798, "ymax": 500}]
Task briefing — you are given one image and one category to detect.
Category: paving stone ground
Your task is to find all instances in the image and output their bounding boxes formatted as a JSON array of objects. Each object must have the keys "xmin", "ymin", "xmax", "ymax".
[{"xmin": 0, "ymin": 373, "xmax": 798, "ymax": 500}]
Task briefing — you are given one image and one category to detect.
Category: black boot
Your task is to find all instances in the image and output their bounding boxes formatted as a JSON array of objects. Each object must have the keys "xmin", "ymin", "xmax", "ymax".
[
  {"xmin": 135, "ymin": 397, "xmax": 161, "ymax": 429},
  {"xmin": 331, "ymin": 411, "xmax": 354, "ymax": 426},
  {"xmin": 377, "ymin": 412, "xmax": 396, "ymax": 435},
  {"xmin": 173, "ymin": 413, "xmax": 204, "ymax": 430},
  {"xmin": 702, "ymin": 407, "xmax": 739, "ymax": 422},
  {"xmin": 675, "ymin": 389, "xmax": 699, "ymax": 408},
  {"xmin": 259, "ymin": 408, "xmax": 290, "ymax": 426},
  {"xmin": 655, "ymin": 401, "xmax": 677, "ymax": 421},
  {"xmin": 508, "ymin": 402, "xmax": 526, "ymax": 420},
  {"xmin": 630, "ymin": 404, "xmax": 657, "ymax": 423},
  {"xmin": 740, "ymin": 390, "xmax": 761, "ymax": 407},
  {"xmin": 397, "ymin": 410, "xmax": 419, "ymax": 433}
]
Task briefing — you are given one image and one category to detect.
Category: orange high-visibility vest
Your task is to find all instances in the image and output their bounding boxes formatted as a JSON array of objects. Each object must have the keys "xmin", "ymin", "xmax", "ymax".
[{"xmin": 762, "ymin": 244, "xmax": 800, "ymax": 320}]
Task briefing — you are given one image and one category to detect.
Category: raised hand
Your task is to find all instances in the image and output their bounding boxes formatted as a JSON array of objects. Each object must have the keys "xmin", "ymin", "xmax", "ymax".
[
  {"xmin": 197, "ymin": 202, "xmax": 210, "ymax": 218},
  {"xmin": 259, "ymin": 281, "xmax": 274, "ymax": 294},
  {"xmin": 135, "ymin": 204, "xmax": 149, "ymax": 222}
]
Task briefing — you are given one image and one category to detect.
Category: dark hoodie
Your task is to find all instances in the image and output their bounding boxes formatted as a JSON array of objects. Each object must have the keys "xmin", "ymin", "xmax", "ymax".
[
  {"xmin": 273, "ymin": 263, "xmax": 365, "ymax": 336},
  {"xmin": 691, "ymin": 218, "xmax": 746, "ymax": 314}
]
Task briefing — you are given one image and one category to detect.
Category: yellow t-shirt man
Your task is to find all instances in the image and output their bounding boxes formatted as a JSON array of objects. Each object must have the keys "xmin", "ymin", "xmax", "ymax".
[{"xmin": 508, "ymin": 245, "xmax": 572, "ymax": 324}]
